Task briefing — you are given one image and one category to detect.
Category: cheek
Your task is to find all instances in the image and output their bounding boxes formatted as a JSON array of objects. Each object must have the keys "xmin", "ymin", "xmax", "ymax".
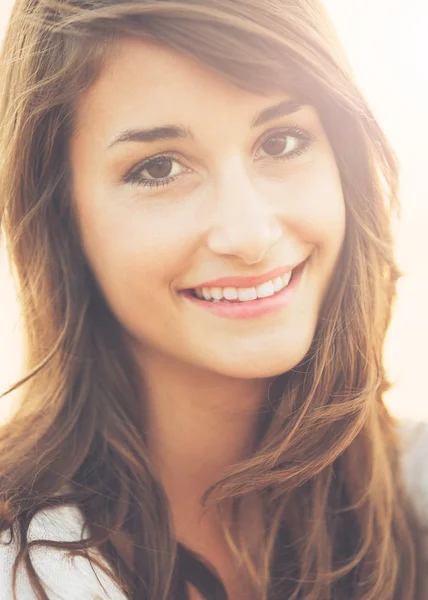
[
  {"xmin": 75, "ymin": 196, "xmax": 191, "ymax": 302},
  {"xmin": 287, "ymin": 159, "xmax": 346, "ymax": 249}
]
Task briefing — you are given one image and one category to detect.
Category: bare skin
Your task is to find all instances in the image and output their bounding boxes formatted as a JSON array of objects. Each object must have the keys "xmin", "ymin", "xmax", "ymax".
[{"xmin": 69, "ymin": 36, "xmax": 346, "ymax": 594}]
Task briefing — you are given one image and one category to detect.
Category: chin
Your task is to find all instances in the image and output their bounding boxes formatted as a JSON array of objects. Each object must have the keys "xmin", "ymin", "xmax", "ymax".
[{"xmin": 205, "ymin": 337, "xmax": 314, "ymax": 380}]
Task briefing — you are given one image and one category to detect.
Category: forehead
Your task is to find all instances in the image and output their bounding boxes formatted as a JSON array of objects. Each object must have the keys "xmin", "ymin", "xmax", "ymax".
[{"xmin": 72, "ymin": 36, "xmax": 295, "ymax": 137}]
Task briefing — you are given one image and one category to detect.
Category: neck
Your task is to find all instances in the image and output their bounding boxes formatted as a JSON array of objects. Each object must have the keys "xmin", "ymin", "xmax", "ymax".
[{"xmin": 136, "ymin": 350, "xmax": 271, "ymax": 524}]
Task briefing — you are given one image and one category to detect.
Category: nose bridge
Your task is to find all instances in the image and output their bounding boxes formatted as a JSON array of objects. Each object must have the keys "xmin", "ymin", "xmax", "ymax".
[{"xmin": 206, "ymin": 154, "xmax": 282, "ymax": 264}]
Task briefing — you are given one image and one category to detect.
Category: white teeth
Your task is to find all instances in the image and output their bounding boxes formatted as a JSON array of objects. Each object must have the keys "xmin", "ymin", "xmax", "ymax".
[
  {"xmin": 194, "ymin": 270, "xmax": 293, "ymax": 302},
  {"xmin": 210, "ymin": 288, "xmax": 223, "ymax": 301},
  {"xmin": 238, "ymin": 287, "xmax": 258, "ymax": 301},
  {"xmin": 223, "ymin": 287, "xmax": 239, "ymax": 301},
  {"xmin": 282, "ymin": 271, "xmax": 292, "ymax": 287},
  {"xmin": 273, "ymin": 276, "xmax": 284, "ymax": 292},
  {"xmin": 255, "ymin": 280, "xmax": 275, "ymax": 299}
]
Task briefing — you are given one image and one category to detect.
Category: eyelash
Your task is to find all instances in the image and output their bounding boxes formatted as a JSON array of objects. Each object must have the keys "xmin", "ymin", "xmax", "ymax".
[{"xmin": 123, "ymin": 126, "xmax": 316, "ymax": 189}]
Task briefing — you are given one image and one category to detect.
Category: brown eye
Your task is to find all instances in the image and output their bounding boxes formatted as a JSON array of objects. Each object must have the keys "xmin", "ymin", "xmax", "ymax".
[
  {"xmin": 124, "ymin": 154, "xmax": 190, "ymax": 188},
  {"xmin": 145, "ymin": 157, "xmax": 173, "ymax": 179},
  {"xmin": 255, "ymin": 127, "xmax": 315, "ymax": 162},
  {"xmin": 261, "ymin": 136, "xmax": 290, "ymax": 156}
]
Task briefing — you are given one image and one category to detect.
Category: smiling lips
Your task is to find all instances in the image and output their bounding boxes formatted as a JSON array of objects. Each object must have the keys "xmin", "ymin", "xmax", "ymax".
[
  {"xmin": 193, "ymin": 270, "xmax": 293, "ymax": 303},
  {"xmin": 180, "ymin": 257, "xmax": 308, "ymax": 319},
  {"xmin": 178, "ymin": 257, "xmax": 309, "ymax": 305},
  {"xmin": 189, "ymin": 260, "xmax": 303, "ymax": 291}
]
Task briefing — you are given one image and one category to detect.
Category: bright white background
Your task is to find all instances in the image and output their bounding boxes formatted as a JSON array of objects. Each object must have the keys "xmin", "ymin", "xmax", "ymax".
[{"xmin": 0, "ymin": 1, "xmax": 427, "ymax": 423}]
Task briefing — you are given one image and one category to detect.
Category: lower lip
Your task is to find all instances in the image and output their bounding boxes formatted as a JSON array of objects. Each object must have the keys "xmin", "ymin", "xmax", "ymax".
[{"xmin": 179, "ymin": 259, "xmax": 307, "ymax": 320}]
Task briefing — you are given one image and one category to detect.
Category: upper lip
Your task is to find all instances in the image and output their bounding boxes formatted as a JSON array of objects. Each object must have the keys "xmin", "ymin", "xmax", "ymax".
[{"xmin": 183, "ymin": 258, "xmax": 307, "ymax": 291}]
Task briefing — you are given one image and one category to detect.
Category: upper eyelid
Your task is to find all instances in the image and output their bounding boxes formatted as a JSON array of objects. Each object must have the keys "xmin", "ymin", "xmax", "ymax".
[
  {"xmin": 126, "ymin": 151, "xmax": 186, "ymax": 180},
  {"xmin": 254, "ymin": 126, "xmax": 315, "ymax": 150}
]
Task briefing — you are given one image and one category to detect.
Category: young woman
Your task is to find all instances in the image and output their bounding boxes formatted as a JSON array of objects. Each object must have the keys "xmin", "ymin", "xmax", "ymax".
[{"xmin": 0, "ymin": 0, "xmax": 427, "ymax": 598}]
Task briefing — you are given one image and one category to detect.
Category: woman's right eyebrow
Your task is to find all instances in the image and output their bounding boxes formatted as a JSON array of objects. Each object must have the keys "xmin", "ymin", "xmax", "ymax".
[
  {"xmin": 106, "ymin": 98, "xmax": 306, "ymax": 150},
  {"xmin": 107, "ymin": 125, "xmax": 194, "ymax": 149}
]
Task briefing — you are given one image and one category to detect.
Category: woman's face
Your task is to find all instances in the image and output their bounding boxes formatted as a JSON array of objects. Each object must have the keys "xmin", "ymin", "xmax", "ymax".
[{"xmin": 70, "ymin": 37, "xmax": 346, "ymax": 380}]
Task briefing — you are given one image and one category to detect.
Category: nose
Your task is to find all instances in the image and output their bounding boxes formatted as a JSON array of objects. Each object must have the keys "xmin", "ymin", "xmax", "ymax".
[{"xmin": 206, "ymin": 157, "xmax": 282, "ymax": 265}]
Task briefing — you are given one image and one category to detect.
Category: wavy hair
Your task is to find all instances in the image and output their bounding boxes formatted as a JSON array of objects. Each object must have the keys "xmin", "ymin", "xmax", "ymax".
[{"xmin": 0, "ymin": 1, "xmax": 425, "ymax": 598}]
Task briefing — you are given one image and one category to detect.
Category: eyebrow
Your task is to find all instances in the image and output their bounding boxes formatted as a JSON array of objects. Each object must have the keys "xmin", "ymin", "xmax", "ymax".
[
  {"xmin": 107, "ymin": 99, "xmax": 305, "ymax": 149},
  {"xmin": 252, "ymin": 99, "xmax": 305, "ymax": 127}
]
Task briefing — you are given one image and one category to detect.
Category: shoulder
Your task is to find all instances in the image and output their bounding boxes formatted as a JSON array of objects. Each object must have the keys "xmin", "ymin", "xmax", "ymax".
[
  {"xmin": 0, "ymin": 504, "xmax": 127, "ymax": 599},
  {"xmin": 1, "ymin": 422, "xmax": 426, "ymax": 598},
  {"xmin": 396, "ymin": 417, "xmax": 428, "ymax": 524},
  {"xmin": 396, "ymin": 418, "xmax": 428, "ymax": 594}
]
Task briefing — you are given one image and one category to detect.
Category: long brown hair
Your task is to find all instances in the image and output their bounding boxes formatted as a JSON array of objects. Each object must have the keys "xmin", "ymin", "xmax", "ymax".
[{"xmin": 0, "ymin": 1, "xmax": 424, "ymax": 598}]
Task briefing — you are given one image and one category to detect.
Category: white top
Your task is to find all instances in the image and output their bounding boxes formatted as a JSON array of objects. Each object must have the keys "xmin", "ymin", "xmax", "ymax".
[{"xmin": 1, "ymin": 418, "xmax": 427, "ymax": 600}]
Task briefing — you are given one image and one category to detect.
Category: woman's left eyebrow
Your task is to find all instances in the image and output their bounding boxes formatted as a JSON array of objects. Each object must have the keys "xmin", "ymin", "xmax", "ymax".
[
  {"xmin": 106, "ymin": 99, "xmax": 306, "ymax": 150},
  {"xmin": 252, "ymin": 99, "xmax": 306, "ymax": 127}
]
